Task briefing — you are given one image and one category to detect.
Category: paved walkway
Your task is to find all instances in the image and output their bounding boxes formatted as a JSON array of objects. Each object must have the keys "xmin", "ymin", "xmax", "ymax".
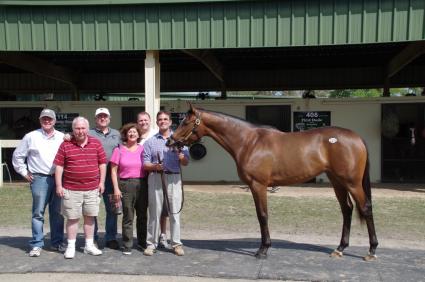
[{"xmin": 0, "ymin": 234, "xmax": 424, "ymax": 282}]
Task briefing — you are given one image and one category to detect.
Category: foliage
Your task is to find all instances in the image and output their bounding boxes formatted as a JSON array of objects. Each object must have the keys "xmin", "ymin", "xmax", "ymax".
[
  {"xmin": 328, "ymin": 89, "xmax": 382, "ymax": 98},
  {"xmin": 229, "ymin": 88, "xmax": 424, "ymax": 98}
]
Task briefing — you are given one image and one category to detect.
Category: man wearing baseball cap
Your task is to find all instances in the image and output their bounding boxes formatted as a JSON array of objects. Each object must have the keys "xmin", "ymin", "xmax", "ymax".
[
  {"xmin": 12, "ymin": 108, "xmax": 65, "ymax": 257},
  {"xmin": 90, "ymin": 107, "xmax": 121, "ymax": 249}
]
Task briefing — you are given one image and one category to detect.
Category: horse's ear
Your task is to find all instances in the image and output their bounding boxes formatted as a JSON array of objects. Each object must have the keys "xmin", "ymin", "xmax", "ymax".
[{"xmin": 188, "ymin": 102, "xmax": 197, "ymax": 114}]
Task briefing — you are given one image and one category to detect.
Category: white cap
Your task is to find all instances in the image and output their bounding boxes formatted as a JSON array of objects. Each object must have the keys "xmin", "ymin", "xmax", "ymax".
[
  {"xmin": 39, "ymin": 108, "xmax": 56, "ymax": 120},
  {"xmin": 95, "ymin": 108, "xmax": 110, "ymax": 117}
]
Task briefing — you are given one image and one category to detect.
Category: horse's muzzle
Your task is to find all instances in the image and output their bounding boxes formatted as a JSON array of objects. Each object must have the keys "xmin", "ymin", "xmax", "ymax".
[
  {"xmin": 166, "ymin": 135, "xmax": 184, "ymax": 149},
  {"xmin": 165, "ymin": 136, "xmax": 175, "ymax": 147}
]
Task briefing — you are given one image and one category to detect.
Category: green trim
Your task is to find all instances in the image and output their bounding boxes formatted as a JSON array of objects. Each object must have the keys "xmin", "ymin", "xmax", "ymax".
[{"xmin": 0, "ymin": 0, "xmax": 252, "ymax": 5}]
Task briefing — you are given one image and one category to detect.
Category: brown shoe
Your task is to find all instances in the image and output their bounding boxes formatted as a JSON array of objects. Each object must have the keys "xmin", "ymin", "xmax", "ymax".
[{"xmin": 173, "ymin": 245, "xmax": 184, "ymax": 256}]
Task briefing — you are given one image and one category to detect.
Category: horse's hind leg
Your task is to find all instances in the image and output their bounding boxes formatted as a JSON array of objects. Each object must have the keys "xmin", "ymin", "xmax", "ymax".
[
  {"xmin": 249, "ymin": 182, "xmax": 271, "ymax": 259},
  {"xmin": 360, "ymin": 198, "xmax": 378, "ymax": 261},
  {"xmin": 344, "ymin": 183, "xmax": 379, "ymax": 261},
  {"xmin": 329, "ymin": 177, "xmax": 353, "ymax": 258}
]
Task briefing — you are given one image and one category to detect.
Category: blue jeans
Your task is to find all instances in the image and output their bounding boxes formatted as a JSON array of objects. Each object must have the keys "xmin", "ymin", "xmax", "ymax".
[
  {"xmin": 94, "ymin": 173, "xmax": 118, "ymax": 242},
  {"xmin": 30, "ymin": 174, "xmax": 64, "ymax": 248}
]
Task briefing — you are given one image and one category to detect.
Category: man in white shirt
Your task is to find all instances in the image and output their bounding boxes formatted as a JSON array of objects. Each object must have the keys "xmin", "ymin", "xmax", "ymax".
[
  {"xmin": 12, "ymin": 109, "xmax": 65, "ymax": 257},
  {"xmin": 135, "ymin": 111, "xmax": 159, "ymax": 250},
  {"xmin": 137, "ymin": 111, "xmax": 157, "ymax": 145}
]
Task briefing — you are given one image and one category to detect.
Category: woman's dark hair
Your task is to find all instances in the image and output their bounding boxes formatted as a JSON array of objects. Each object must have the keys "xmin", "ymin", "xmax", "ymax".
[{"xmin": 120, "ymin": 123, "xmax": 142, "ymax": 143}]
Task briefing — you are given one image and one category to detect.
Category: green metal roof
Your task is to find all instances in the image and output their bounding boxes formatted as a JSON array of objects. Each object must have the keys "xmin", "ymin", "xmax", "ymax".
[{"xmin": 0, "ymin": 0, "xmax": 424, "ymax": 51}]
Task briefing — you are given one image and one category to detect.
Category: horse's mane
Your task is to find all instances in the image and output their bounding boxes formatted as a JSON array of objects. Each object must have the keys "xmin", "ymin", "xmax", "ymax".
[{"xmin": 191, "ymin": 108, "xmax": 279, "ymax": 131}]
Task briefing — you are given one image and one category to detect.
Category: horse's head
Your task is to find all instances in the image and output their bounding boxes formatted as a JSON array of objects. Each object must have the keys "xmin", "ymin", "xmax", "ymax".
[{"xmin": 166, "ymin": 103, "xmax": 203, "ymax": 148}]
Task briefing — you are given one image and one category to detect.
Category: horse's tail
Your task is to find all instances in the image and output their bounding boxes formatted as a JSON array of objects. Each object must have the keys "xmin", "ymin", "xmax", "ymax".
[
  {"xmin": 362, "ymin": 153, "xmax": 372, "ymax": 201},
  {"xmin": 358, "ymin": 140, "xmax": 372, "ymax": 221}
]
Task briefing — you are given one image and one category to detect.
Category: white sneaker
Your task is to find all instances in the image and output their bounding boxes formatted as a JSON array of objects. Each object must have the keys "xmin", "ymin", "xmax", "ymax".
[
  {"xmin": 143, "ymin": 245, "xmax": 156, "ymax": 256},
  {"xmin": 29, "ymin": 247, "xmax": 41, "ymax": 257},
  {"xmin": 64, "ymin": 247, "xmax": 75, "ymax": 259},
  {"xmin": 158, "ymin": 233, "xmax": 168, "ymax": 249},
  {"xmin": 173, "ymin": 245, "xmax": 185, "ymax": 256},
  {"xmin": 84, "ymin": 245, "xmax": 102, "ymax": 256}
]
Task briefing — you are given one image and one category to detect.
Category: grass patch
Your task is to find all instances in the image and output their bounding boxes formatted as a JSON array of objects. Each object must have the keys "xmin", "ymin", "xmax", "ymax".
[
  {"xmin": 1, "ymin": 185, "xmax": 424, "ymax": 242},
  {"xmin": 181, "ymin": 191, "xmax": 425, "ymax": 242},
  {"xmin": 0, "ymin": 184, "xmax": 107, "ymax": 229}
]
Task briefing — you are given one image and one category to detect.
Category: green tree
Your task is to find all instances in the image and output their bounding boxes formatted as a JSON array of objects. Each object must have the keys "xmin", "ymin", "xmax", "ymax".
[{"xmin": 329, "ymin": 89, "xmax": 382, "ymax": 98}]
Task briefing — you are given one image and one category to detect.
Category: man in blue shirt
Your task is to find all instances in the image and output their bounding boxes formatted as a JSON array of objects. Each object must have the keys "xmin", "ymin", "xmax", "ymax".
[{"xmin": 143, "ymin": 111, "xmax": 189, "ymax": 256}]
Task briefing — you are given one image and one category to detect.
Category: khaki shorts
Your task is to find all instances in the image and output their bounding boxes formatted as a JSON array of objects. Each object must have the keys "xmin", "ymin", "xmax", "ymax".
[{"xmin": 61, "ymin": 188, "xmax": 101, "ymax": 219}]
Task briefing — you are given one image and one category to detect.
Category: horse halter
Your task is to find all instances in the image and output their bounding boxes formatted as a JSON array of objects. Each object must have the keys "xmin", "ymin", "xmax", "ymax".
[
  {"xmin": 171, "ymin": 112, "xmax": 201, "ymax": 148},
  {"xmin": 181, "ymin": 112, "xmax": 202, "ymax": 142}
]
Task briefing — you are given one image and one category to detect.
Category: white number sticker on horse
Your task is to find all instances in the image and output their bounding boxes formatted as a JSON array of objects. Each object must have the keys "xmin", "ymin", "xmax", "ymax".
[{"xmin": 329, "ymin": 137, "xmax": 338, "ymax": 143}]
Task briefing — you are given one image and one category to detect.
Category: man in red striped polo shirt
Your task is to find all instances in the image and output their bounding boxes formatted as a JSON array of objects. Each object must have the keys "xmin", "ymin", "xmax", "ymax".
[{"xmin": 54, "ymin": 116, "xmax": 107, "ymax": 259}]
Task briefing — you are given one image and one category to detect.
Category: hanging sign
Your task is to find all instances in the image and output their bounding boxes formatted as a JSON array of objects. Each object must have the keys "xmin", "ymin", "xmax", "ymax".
[
  {"xmin": 293, "ymin": 111, "xmax": 331, "ymax": 132},
  {"xmin": 55, "ymin": 113, "xmax": 79, "ymax": 133}
]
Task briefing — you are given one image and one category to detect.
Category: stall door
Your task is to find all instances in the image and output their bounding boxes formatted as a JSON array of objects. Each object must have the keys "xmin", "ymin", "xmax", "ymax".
[
  {"xmin": 382, "ymin": 103, "xmax": 425, "ymax": 182},
  {"xmin": 246, "ymin": 105, "xmax": 291, "ymax": 132}
]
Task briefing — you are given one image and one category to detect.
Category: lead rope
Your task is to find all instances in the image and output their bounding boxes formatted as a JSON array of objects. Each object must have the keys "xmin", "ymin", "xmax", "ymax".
[{"xmin": 177, "ymin": 158, "xmax": 185, "ymax": 214}]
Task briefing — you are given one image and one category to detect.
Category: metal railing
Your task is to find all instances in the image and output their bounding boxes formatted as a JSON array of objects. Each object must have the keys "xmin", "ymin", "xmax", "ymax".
[{"xmin": 0, "ymin": 140, "xmax": 20, "ymax": 187}]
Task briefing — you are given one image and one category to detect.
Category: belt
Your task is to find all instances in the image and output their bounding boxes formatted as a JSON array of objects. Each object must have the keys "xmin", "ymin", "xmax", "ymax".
[
  {"xmin": 120, "ymin": 178, "xmax": 140, "ymax": 181},
  {"xmin": 32, "ymin": 173, "xmax": 54, "ymax": 177},
  {"xmin": 164, "ymin": 171, "xmax": 179, "ymax": 175}
]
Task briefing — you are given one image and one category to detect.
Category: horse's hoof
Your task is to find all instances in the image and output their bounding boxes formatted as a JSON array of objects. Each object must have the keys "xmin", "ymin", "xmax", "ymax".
[
  {"xmin": 363, "ymin": 254, "xmax": 377, "ymax": 261},
  {"xmin": 330, "ymin": 250, "xmax": 343, "ymax": 258},
  {"xmin": 255, "ymin": 252, "xmax": 268, "ymax": 259}
]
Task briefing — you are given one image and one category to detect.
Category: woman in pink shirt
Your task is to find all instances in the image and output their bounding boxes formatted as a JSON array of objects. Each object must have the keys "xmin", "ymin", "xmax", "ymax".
[{"xmin": 110, "ymin": 123, "xmax": 147, "ymax": 255}]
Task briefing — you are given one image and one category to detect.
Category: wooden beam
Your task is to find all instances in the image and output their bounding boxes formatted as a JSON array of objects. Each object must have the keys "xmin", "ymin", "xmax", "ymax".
[
  {"xmin": 386, "ymin": 41, "xmax": 425, "ymax": 78},
  {"xmin": 181, "ymin": 49, "xmax": 225, "ymax": 84},
  {"xmin": 2, "ymin": 65, "xmax": 425, "ymax": 93},
  {"xmin": 182, "ymin": 49, "xmax": 227, "ymax": 98},
  {"xmin": 0, "ymin": 52, "xmax": 79, "ymax": 87},
  {"xmin": 382, "ymin": 77, "xmax": 391, "ymax": 97}
]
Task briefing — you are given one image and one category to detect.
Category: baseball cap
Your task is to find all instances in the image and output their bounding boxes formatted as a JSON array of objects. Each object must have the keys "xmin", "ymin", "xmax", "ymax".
[
  {"xmin": 95, "ymin": 107, "xmax": 110, "ymax": 117},
  {"xmin": 39, "ymin": 108, "xmax": 56, "ymax": 120}
]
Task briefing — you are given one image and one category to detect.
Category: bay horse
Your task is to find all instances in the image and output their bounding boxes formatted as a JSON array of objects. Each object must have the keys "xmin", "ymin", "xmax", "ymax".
[{"xmin": 166, "ymin": 104, "xmax": 378, "ymax": 261}]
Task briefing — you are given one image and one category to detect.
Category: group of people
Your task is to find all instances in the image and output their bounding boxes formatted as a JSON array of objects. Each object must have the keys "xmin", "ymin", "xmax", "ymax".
[{"xmin": 12, "ymin": 107, "xmax": 189, "ymax": 259}]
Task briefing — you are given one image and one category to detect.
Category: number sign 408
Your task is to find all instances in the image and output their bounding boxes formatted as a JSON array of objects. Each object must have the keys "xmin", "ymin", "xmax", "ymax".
[{"xmin": 305, "ymin": 112, "xmax": 319, "ymax": 118}]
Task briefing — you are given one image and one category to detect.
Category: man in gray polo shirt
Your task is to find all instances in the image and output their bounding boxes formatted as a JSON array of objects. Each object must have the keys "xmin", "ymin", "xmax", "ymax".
[{"xmin": 90, "ymin": 108, "xmax": 121, "ymax": 249}]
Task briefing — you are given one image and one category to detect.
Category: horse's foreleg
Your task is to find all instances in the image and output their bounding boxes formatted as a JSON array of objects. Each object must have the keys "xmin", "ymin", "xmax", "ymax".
[
  {"xmin": 249, "ymin": 183, "xmax": 270, "ymax": 259},
  {"xmin": 330, "ymin": 183, "xmax": 353, "ymax": 258}
]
